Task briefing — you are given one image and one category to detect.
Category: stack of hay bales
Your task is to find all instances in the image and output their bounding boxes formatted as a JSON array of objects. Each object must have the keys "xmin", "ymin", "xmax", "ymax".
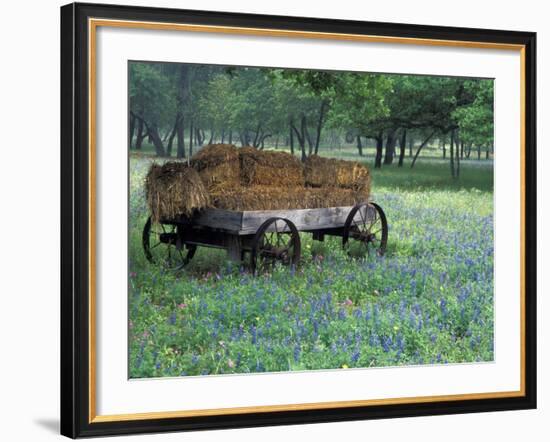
[
  {"xmin": 144, "ymin": 143, "xmax": 372, "ymax": 217},
  {"xmin": 304, "ymin": 155, "xmax": 371, "ymax": 201},
  {"xmin": 238, "ymin": 147, "xmax": 304, "ymax": 187},
  {"xmin": 210, "ymin": 186, "xmax": 359, "ymax": 211},
  {"xmin": 145, "ymin": 162, "xmax": 210, "ymax": 222},
  {"xmin": 189, "ymin": 144, "xmax": 240, "ymax": 192}
]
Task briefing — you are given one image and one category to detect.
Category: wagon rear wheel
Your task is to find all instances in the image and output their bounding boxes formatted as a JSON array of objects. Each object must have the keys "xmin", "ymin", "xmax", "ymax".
[
  {"xmin": 342, "ymin": 202, "xmax": 388, "ymax": 257},
  {"xmin": 250, "ymin": 217, "xmax": 301, "ymax": 275},
  {"xmin": 142, "ymin": 216, "xmax": 197, "ymax": 270}
]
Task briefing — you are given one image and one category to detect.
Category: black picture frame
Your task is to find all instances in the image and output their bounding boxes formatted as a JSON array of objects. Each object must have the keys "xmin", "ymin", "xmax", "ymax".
[{"xmin": 60, "ymin": 2, "xmax": 537, "ymax": 438}]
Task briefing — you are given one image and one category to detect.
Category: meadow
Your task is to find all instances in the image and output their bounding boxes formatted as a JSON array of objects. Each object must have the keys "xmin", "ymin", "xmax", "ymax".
[{"xmin": 128, "ymin": 152, "xmax": 494, "ymax": 378}]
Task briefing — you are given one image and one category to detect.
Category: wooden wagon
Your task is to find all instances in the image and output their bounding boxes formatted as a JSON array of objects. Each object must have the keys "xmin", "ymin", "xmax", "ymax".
[{"xmin": 142, "ymin": 201, "xmax": 388, "ymax": 273}]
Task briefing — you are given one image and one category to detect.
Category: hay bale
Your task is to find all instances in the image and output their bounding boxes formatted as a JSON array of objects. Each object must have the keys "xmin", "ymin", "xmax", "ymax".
[
  {"xmin": 304, "ymin": 155, "xmax": 371, "ymax": 196},
  {"xmin": 145, "ymin": 162, "xmax": 210, "ymax": 223},
  {"xmin": 210, "ymin": 186, "xmax": 363, "ymax": 211},
  {"xmin": 190, "ymin": 144, "xmax": 240, "ymax": 191},
  {"xmin": 239, "ymin": 147, "xmax": 304, "ymax": 187}
]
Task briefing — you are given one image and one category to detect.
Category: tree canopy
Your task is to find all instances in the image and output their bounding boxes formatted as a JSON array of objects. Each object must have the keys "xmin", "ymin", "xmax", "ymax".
[{"xmin": 129, "ymin": 61, "xmax": 494, "ymax": 176}]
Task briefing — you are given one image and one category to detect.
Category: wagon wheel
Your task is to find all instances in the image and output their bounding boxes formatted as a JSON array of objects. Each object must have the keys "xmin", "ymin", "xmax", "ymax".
[
  {"xmin": 250, "ymin": 217, "xmax": 301, "ymax": 275},
  {"xmin": 342, "ymin": 202, "xmax": 388, "ymax": 257},
  {"xmin": 142, "ymin": 216, "xmax": 197, "ymax": 270}
]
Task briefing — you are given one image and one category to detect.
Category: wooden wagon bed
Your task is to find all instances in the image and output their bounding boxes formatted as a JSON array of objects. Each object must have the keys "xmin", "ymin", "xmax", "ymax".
[
  {"xmin": 191, "ymin": 206, "xmax": 369, "ymax": 235},
  {"xmin": 143, "ymin": 203, "xmax": 387, "ymax": 273}
]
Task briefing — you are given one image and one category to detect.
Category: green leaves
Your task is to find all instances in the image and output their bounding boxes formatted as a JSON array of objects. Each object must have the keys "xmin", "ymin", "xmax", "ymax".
[
  {"xmin": 452, "ymin": 80, "xmax": 494, "ymax": 147},
  {"xmin": 129, "ymin": 62, "xmax": 175, "ymax": 126}
]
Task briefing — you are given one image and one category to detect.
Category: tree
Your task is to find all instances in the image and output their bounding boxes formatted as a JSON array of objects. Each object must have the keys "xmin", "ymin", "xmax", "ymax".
[
  {"xmin": 129, "ymin": 63, "xmax": 176, "ymax": 156},
  {"xmin": 197, "ymin": 72, "xmax": 237, "ymax": 148},
  {"xmin": 327, "ymin": 73, "xmax": 393, "ymax": 167},
  {"xmin": 225, "ymin": 68, "xmax": 277, "ymax": 148},
  {"xmin": 453, "ymin": 80, "xmax": 494, "ymax": 160}
]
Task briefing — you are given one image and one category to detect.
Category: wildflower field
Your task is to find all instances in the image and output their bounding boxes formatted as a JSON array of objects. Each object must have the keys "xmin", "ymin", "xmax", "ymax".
[{"xmin": 129, "ymin": 155, "xmax": 494, "ymax": 378}]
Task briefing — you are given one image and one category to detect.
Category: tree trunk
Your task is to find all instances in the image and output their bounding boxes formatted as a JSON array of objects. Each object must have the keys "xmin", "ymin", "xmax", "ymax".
[
  {"xmin": 221, "ymin": 128, "xmax": 225, "ymax": 144},
  {"xmin": 135, "ymin": 117, "xmax": 145, "ymax": 149},
  {"xmin": 314, "ymin": 99, "xmax": 328, "ymax": 155},
  {"xmin": 398, "ymin": 129, "xmax": 407, "ymax": 167},
  {"xmin": 374, "ymin": 133, "xmax": 383, "ymax": 169},
  {"xmin": 466, "ymin": 143, "xmax": 472, "ymax": 158},
  {"xmin": 460, "ymin": 141, "xmax": 464, "ymax": 159},
  {"xmin": 384, "ymin": 129, "xmax": 397, "ymax": 164},
  {"xmin": 252, "ymin": 123, "xmax": 262, "ymax": 147},
  {"xmin": 356, "ymin": 135, "xmax": 363, "ymax": 156},
  {"xmin": 291, "ymin": 118, "xmax": 307, "ymax": 162},
  {"xmin": 129, "ymin": 114, "xmax": 136, "ymax": 149},
  {"xmin": 176, "ymin": 117, "xmax": 185, "ymax": 158},
  {"xmin": 408, "ymin": 137, "xmax": 413, "ymax": 157},
  {"xmin": 149, "ymin": 124, "xmax": 167, "ymax": 157},
  {"xmin": 175, "ymin": 64, "xmax": 189, "ymax": 159},
  {"xmin": 477, "ymin": 145, "xmax": 481, "ymax": 160},
  {"xmin": 189, "ymin": 121, "xmax": 194, "ymax": 157},
  {"xmin": 449, "ymin": 129, "xmax": 456, "ymax": 178},
  {"xmin": 289, "ymin": 121, "xmax": 295, "ymax": 155},
  {"xmin": 301, "ymin": 115, "xmax": 314, "ymax": 157},
  {"xmin": 455, "ymin": 131, "xmax": 460, "ymax": 178},
  {"xmin": 166, "ymin": 116, "xmax": 179, "ymax": 157},
  {"xmin": 196, "ymin": 128, "xmax": 205, "ymax": 146},
  {"xmin": 228, "ymin": 130, "xmax": 233, "ymax": 144},
  {"xmin": 208, "ymin": 129, "xmax": 214, "ymax": 145},
  {"xmin": 442, "ymin": 136, "xmax": 446, "ymax": 159},
  {"xmin": 410, "ymin": 131, "xmax": 436, "ymax": 168}
]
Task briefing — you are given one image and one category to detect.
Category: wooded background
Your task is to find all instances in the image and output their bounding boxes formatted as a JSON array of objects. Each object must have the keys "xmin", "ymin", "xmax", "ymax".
[{"xmin": 129, "ymin": 62, "xmax": 494, "ymax": 178}]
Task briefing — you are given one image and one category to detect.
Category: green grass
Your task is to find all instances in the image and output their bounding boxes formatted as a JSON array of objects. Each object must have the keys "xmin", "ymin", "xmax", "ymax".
[{"xmin": 128, "ymin": 155, "xmax": 494, "ymax": 378}]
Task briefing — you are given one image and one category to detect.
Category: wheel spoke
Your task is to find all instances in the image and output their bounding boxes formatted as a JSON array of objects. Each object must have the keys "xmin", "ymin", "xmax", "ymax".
[
  {"xmin": 252, "ymin": 218, "xmax": 300, "ymax": 273},
  {"xmin": 343, "ymin": 204, "xmax": 387, "ymax": 259}
]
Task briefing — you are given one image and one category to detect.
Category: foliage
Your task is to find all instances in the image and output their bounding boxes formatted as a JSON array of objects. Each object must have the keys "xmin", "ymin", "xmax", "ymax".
[
  {"xmin": 327, "ymin": 73, "xmax": 392, "ymax": 134},
  {"xmin": 452, "ymin": 80, "xmax": 494, "ymax": 147},
  {"xmin": 129, "ymin": 63, "xmax": 176, "ymax": 126},
  {"xmin": 128, "ymin": 62, "xmax": 495, "ymax": 168}
]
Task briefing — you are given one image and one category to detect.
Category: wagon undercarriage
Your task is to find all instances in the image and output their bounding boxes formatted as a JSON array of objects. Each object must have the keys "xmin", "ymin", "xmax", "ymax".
[{"xmin": 143, "ymin": 202, "xmax": 388, "ymax": 274}]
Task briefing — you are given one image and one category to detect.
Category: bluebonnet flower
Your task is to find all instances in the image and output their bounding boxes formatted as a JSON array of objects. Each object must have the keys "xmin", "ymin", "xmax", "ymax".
[
  {"xmin": 293, "ymin": 344, "xmax": 301, "ymax": 362},
  {"xmin": 236, "ymin": 352, "xmax": 242, "ymax": 367},
  {"xmin": 250, "ymin": 325, "xmax": 257, "ymax": 344},
  {"xmin": 312, "ymin": 319, "xmax": 319, "ymax": 336},
  {"xmin": 369, "ymin": 333, "xmax": 379, "ymax": 347},
  {"xmin": 381, "ymin": 336, "xmax": 392, "ymax": 353}
]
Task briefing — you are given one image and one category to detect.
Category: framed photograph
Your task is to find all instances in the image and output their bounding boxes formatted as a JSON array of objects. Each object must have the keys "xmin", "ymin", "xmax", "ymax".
[{"xmin": 60, "ymin": 2, "xmax": 536, "ymax": 438}]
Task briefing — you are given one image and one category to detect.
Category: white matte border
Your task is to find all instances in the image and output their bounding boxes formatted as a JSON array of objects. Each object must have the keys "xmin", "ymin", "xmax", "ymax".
[{"xmin": 94, "ymin": 24, "xmax": 521, "ymax": 416}]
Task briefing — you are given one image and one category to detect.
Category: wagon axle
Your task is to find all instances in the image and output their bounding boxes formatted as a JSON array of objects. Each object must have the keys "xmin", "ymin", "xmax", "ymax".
[{"xmin": 158, "ymin": 232, "xmax": 179, "ymax": 245}]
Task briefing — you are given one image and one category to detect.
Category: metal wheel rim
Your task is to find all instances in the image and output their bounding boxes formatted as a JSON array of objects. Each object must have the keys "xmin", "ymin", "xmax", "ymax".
[
  {"xmin": 342, "ymin": 203, "xmax": 388, "ymax": 257},
  {"xmin": 251, "ymin": 217, "xmax": 301, "ymax": 274},
  {"xmin": 142, "ymin": 217, "xmax": 196, "ymax": 270}
]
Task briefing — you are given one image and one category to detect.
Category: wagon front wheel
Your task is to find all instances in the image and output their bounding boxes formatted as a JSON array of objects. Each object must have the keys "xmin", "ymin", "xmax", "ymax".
[
  {"xmin": 342, "ymin": 202, "xmax": 388, "ymax": 257},
  {"xmin": 250, "ymin": 217, "xmax": 301, "ymax": 275},
  {"xmin": 142, "ymin": 217, "xmax": 197, "ymax": 270}
]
